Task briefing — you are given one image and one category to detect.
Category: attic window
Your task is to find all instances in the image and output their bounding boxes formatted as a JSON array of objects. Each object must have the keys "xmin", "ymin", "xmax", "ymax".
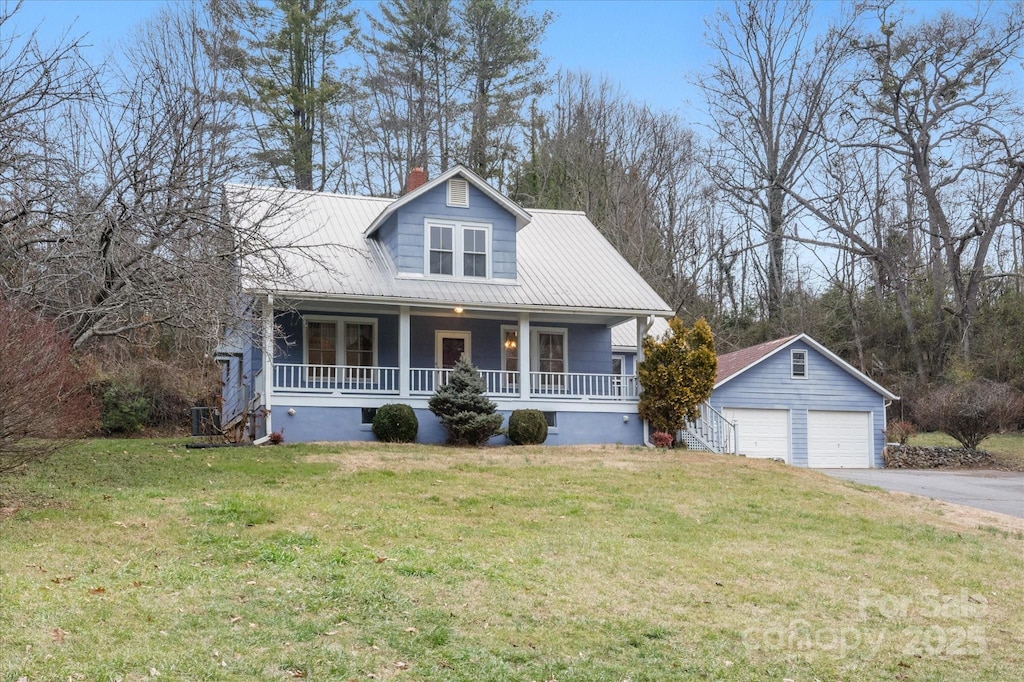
[
  {"xmin": 447, "ymin": 178, "xmax": 469, "ymax": 207},
  {"xmin": 791, "ymin": 349, "xmax": 807, "ymax": 379}
]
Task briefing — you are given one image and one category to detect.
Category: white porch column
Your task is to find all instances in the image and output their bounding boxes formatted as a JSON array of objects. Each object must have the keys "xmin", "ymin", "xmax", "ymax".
[
  {"xmin": 262, "ymin": 294, "xmax": 274, "ymax": 436},
  {"xmin": 399, "ymin": 306, "xmax": 410, "ymax": 397},
  {"xmin": 635, "ymin": 317, "xmax": 646, "ymax": 366},
  {"xmin": 518, "ymin": 312, "xmax": 530, "ymax": 400},
  {"xmin": 634, "ymin": 315, "xmax": 651, "ymax": 366}
]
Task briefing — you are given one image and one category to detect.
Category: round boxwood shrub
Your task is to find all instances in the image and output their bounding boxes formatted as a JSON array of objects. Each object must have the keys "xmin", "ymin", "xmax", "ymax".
[
  {"xmin": 507, "ymin": 409, "xmax": 548, "ymax": 445},
  {"xmin": 372, "ymin": 403, "xmax": 418, "ymax": 443}
]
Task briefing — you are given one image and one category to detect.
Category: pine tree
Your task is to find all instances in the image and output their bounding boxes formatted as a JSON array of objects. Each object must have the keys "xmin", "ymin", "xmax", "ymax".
[{"xmin": 428, "ymin": 358, "xmax": 504, "ymax": 446}]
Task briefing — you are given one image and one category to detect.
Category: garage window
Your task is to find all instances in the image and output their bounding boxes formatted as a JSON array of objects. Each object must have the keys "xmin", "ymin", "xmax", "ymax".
[{"xmin": 791, "ymin": 349, "xmax": 807, "ymax": 379}]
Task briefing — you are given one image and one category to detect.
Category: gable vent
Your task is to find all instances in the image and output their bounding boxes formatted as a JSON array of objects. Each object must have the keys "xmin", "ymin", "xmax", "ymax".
[{"xmin": 447, "ymin": 178, "xmax": 469, "ymax": 207}]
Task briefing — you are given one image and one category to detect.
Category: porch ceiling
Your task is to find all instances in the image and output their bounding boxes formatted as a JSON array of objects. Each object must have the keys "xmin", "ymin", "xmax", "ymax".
[{"xmin": 276, "ymin": 295, "xmax": 643, "ymax": 328}]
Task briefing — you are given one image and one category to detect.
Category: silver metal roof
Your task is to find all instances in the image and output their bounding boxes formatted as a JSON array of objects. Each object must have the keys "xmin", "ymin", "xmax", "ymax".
[
  {"xmin": 230, "ymin": 184, "xmax": 673, "ymax": 317},
  {"xmin": 611, "ymin": 317, "xmax": 671, "ymax": 350}
]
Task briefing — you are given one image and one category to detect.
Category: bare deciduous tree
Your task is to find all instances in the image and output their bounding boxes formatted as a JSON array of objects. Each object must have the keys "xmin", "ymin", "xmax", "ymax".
[{"xmin": 699, "ymin": 0, "xmax": 858, "ymax": 328}]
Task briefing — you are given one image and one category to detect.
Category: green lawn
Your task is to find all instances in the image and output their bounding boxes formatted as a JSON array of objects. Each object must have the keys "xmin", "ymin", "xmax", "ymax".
[
  {"xmin": 910, "ymin": 431, "xmax": 1024, "ymax": 468},
  {"xmin": 1, "ymin": 440, "xmax": 1022, "ymax": 681}
]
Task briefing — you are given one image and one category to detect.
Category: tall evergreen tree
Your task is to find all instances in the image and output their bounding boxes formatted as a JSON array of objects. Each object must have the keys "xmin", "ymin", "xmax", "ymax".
[
  {"xmin": 212, "ymin": 0, "xmax": 357, "ymax": 190},
  {"xmin": 460, "ymin": 0, "xmax": 551, "ymax": 186}
]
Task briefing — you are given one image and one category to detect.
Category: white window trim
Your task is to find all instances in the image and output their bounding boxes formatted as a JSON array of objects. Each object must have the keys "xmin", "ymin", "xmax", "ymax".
[
  {"xmin": 423, "ymin": 219, "xmax": 492, "ymax": 280},
  {"xmin": 435, "ymin": 330, "xmax": 472, "ymax": 368},
  {"xmin": 531, "ymin": 327, "xmax": 568, "ymax": 374},
  {"xmin": 302, "ymin": 315, "xmax": 378, "ymax": 368},
  {"xmin": 791, "ymin": 349, "xmax": 807, "ymax": 379}
]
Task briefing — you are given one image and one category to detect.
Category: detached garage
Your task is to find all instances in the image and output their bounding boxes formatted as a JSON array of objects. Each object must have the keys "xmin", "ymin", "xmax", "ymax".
[{"xmin": 709, "ymin": 334, "xmax": 898, "ymax": 468}]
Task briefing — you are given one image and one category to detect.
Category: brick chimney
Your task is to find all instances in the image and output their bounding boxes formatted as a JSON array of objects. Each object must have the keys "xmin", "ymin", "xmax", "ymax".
[{"xmin": 404, "ymin": 167, "xmax": 427, "ymax": 194}]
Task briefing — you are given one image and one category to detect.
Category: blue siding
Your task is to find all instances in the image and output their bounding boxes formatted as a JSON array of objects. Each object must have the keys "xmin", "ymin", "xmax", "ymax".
[
  {"xmin": 709, "ymin": 341, "xmax": 888, "ymax": 467},
  {"xmin": 563, "ymin": 324, "xmax": 612, "ymax": 374},
  {"xmin": 386, "ymin": 182, "xmax": 517, "ymax": 279},
  {"xmin": 376, "ymin": 214, "xmax": 402, "ymax": 267},
  {"xmin": 273, "ymin": 404, "xmax": 644, "ymax": 446}
]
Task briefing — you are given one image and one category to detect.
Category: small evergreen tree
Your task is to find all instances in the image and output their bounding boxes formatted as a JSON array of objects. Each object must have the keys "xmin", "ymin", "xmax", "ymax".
[
  {"xmin": 638, "ymin": 317, "xmax": 717, "ymax": 438},
  {"xmin": 428, "ymin": 359, "xmax": 504, "ymax": 446}
]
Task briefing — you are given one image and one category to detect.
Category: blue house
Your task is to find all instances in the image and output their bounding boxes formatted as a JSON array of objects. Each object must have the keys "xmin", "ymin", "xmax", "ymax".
[{"xmin": 217, "ymin": 166, "xmax": 673, "ymax": 445}]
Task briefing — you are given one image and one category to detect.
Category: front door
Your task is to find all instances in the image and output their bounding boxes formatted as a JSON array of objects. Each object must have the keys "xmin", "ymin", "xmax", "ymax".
[{"xmin": 435, "ymin": 331, "xmax": 471, "ymax": 369}]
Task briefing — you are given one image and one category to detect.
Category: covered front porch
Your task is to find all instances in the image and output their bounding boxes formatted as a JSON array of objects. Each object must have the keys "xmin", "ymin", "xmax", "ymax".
[{"xmin": 257, "ymin": 299, "xmax": 650, "ymax": 405}]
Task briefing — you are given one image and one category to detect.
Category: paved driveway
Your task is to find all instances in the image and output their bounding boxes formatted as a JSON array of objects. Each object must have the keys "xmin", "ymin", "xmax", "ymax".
[{"xmin": 821, "ymin": 469, "xmax": 1024, "ymax": 519}]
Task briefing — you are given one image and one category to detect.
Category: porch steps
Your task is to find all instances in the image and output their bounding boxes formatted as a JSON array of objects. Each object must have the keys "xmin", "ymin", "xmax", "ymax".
[{"xmin": 677, "ymin": 401, "xmax": 737, "ymax": 454}]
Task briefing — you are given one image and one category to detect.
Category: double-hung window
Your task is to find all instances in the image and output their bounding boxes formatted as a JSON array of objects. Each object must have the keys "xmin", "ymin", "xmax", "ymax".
[
  {"xmin": 304, "ymin": 317, "xmax": 377, "ymax": 384},
  {"xmin": 429, "ymin": 224, "xmax": 454, "ymax": 276},
  {"xmin": 532, "ymin": 328, "xmax": 567, "ymax": 391},
  {"xmin": 425, "ymin": 220, "xmax": 490, "ymax": 278},
  {"xmin": 791, "ymin": 349, "xmax": 807, "ymax": 379}
]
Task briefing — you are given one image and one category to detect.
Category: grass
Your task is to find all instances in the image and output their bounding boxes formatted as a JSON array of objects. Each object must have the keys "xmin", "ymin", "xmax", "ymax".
[
  {"xmin": 0, "ymin": 439, "xmax": 1022, "ymax": 681},
  {"xmin": 909, "ymin": 431, "xmax": 1024, "ymax": 468}
]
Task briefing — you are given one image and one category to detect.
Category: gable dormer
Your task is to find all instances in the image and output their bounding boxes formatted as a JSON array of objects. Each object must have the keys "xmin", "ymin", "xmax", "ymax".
[{"xmin": 366, "ymin": 166, "xmax": 530, "ymax": 281}]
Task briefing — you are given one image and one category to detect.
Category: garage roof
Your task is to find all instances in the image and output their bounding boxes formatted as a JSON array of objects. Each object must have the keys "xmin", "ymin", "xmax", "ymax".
[{"xmin": 715, "ymin": 333, "xmax": 898, "ymax": 400}]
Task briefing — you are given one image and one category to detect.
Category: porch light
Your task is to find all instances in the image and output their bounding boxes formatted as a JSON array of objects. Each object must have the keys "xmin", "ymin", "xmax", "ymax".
[
  {"xmin": 504, "ymin": 338, "xmax": 517, "ymax": 350},
  {"xmin": 453, "ymin": 306, "xmax": 464, "ymax": 314}
]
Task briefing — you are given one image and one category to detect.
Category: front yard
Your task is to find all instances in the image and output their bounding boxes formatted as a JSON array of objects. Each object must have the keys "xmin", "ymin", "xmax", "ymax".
[{"xmin": 1, "ymin": 440, "xmax": 1022, "ymax": 681}]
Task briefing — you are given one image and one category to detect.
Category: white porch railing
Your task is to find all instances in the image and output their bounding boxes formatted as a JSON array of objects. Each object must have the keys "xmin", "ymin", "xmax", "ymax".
[
  {"xmin": 271, "ymin": 363, "xmax": 637, "ymax": 401},
  {"xmin": 678, "ymin": 401, "xmax": 737, "ymax": 453},
  {"xmin": 274, "ymin": 363, "xmax": 400, "ymax": 394},
  {"xmin": 529, "ymin": 371, "xmax": 638, "ymax": 400},
  {"xmin": 409, "ymin": 368, "xmax": 521, "ymax": 396}
]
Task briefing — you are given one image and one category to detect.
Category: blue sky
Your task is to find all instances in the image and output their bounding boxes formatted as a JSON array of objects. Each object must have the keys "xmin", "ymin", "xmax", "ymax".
[
  {"xmin": 10, "ymin": 0, "xmax": 724, "ymax": 118},
  {"xmin": 9, "ymin": 0, "xmax": 988, "ymax": 121}
]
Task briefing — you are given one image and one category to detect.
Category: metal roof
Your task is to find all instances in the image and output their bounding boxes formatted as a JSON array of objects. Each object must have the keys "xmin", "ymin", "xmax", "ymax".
[
  {"xmin": 229, "ymin": 184, "xmax": 673, "ymax": 316},
  {"xmin": 611, "ymin": 317, "xmax": 671, "ymax": 349}
]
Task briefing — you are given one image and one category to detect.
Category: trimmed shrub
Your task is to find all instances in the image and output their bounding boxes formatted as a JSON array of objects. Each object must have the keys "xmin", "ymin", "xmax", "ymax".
[
  {"xmin": 100, "ymin": 383, "xmax": 151, "ymax": 435},
  {"xmin": 428, "ymin": 359, "xmax": 504, "ymax": 446},
  {"xmin": 373, "ymin": 403, "xmax": 419, "ymax": 443},
  {"xmin": 507, "ymin": 409, "xmax": 548, "ymax": 445},
  {"xmin": 650, "ymin": 431, "xmax": 674, "ymax": 448}
]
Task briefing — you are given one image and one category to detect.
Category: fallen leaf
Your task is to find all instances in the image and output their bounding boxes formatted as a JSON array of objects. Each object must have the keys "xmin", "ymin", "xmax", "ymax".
[
  {"xmin": 89, "ymin": 587, "xmax": 107, "ymax": 595},
  {"xmin": 51, "ymin": 576, "xmax": 75, "ymax": 584},
  {"xmin": 375, "ymin": 556, "xmax": 387, "ymax": 563},
  {"xmin": 131, "ymin": 581, "xmax": 143, "ymax": 588},
  {"xmin": 394, "ymin": 661, "xmax": 409, "ymax": 670},
  {"xmin": 287, "ymin": 669, "xmax": 307, "ymax": 678},
  {"xmin": 51, "ymin": 627, "xmax": 68, "ymax": 643},
  {"xmin": 404, "ymin": 627, "xmax": 418, "ymax": 633},
  {"xmin": 230, "ymin": 616, "xmax": 243, "ymax": 624}
]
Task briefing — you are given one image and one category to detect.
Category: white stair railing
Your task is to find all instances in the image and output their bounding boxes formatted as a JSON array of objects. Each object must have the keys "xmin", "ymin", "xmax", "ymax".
[{"xmin": 678, "ymin": 401, "xmax": 736, "ymax": 453}]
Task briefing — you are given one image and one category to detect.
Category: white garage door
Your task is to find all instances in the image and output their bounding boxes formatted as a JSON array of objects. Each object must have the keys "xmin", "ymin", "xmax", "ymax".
[
  {"xmin": 723, "ymin": 408, "xmax": 789, "ymax": 462},
  {"xmin": 807, "ymin": 411, "xmax": 871, "ymax": 468}
]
